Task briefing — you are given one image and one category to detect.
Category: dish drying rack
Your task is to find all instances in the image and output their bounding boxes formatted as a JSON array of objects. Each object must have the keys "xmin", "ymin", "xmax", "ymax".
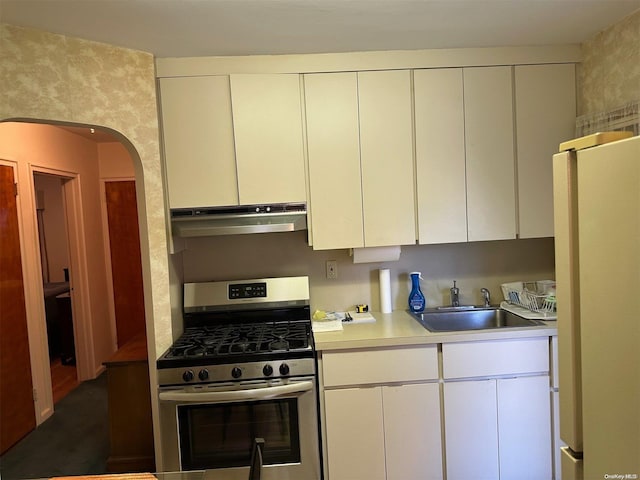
[{"xmin": 501, "ymin": 280, "xmax": 556, "ymax": 318}]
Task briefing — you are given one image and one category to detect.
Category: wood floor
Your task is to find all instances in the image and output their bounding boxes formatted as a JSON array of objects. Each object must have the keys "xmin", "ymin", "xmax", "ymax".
[{"xmin": 50, "ymin": 357, "xmax": 78, "ymax": 404}]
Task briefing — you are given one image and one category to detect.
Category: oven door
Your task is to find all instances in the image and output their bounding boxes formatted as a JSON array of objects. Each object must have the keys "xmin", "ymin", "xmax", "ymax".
[{"xmin": 159, "ymin": 378, "xmax": 320, "ymax": 480}]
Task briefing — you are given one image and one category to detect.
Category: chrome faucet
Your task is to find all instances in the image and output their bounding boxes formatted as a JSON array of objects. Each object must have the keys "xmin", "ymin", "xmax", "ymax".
[
  {"xmin": 450, "ymin": 281, "xmax": 460, "ymax": 307},
  {"xmin": 480, "ymin": 288, "xmax": 491, "ymax": 307}
]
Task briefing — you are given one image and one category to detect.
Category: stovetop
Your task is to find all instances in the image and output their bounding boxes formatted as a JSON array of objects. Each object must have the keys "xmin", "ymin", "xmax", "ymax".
[
  {"xmin": 157, "ymin": 319, "xmax": 313, "ymax": 369},
  {"xmin": 157, "ymin": 277, "xmax": 316, "ymax": 386}
]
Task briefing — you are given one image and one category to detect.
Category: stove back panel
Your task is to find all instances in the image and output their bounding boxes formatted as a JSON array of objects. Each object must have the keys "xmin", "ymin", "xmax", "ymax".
[{"xmin": 184, "ymin": 276, "xmax": 310, "ymax": 314}]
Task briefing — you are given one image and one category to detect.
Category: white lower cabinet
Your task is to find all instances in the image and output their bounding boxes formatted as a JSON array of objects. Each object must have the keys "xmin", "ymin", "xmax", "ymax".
[
  {"xmin": 320, "ymin": 339, "xmax": 553, "ymax": 480},
  {"xmin": 321, "ymin": 346, "xmax": 442, "ymax": 480},
  {"xmin": 443, "ymin": 338, "xmax": 552, "ymax": 480},
  {"xmin": 444, "ymin": 379, "xmax": 500, "ymax": 479},
  {"xmin": 324, "ymin": 387, "xmax": 386, "ymax": 480},
  {"xmin": 384, "ymin": 383, "xmax": 442, "ymax": 479},
  {"xmin": 444, "ymin": 375, "xmax": 551, "ymax": 480},
  {"xmin": 497, "ymin": 375, "xmax": 553, "ymax": 479},
  {"xmin": 324, "ymin": 383, "xmax": 442, "ymax": 480}
]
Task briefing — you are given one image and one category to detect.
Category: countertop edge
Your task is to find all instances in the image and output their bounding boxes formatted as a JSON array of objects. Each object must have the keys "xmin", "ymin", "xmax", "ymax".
[{"xmin": 313, "ymin": 310, "xmax": 557, "ymax": 352}]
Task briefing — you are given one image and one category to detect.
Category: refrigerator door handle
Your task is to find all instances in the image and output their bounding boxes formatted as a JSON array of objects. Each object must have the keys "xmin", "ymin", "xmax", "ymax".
[{"xmin": 560, "ymin": 446, "xmax": 584, "ymax": 480}]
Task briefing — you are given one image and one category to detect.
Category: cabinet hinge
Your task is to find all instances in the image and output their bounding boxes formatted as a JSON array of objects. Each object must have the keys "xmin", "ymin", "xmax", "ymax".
[
  {"xmin": 33, "ymin": 388, "xmax": 38, "ymax": 402},
  {"xmin": 14, "ymin": 182, "xmax": 18, "ymax": 196}
]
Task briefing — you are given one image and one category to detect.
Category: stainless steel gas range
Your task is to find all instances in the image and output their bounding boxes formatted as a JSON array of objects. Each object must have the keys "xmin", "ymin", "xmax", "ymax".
[{"xmin": 156, "ymin": 276, "xmax": 320, "ymax": 480}]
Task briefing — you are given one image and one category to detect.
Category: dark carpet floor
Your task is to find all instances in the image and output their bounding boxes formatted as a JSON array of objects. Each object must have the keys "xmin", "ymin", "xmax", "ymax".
[{"xmin": 0, "ymin": 373, "xmax": 109, "ymax": 480}]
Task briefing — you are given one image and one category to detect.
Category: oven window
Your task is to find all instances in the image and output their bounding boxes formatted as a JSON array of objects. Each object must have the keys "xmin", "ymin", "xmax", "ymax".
[{"xmin": 178, "ymin": 398, "xmax": 301, "ymax": 470}]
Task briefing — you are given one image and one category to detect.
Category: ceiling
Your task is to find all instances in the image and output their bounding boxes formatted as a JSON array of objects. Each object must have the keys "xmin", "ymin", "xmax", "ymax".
[
  {"xmin": 2, "ymin": 0, "xmax": 639, "ymax": 58},
  {"xmin": 52, "ymin": 125, "xmax": 118, "ymax": 143}
]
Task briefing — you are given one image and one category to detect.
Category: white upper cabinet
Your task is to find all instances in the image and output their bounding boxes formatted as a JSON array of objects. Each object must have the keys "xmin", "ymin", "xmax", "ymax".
[
  {"xmin": 159, "ymin": 76, "xmax": 238, "ymax": 209},
  {"xmin": 464, "ymin": 66, "xmax": 517, "ymax": 242},
  {"xmin": 304, "ymin": 70, "xmax": 415, "ymax": 249},
  {"xmin": 358, "ymin": 70, "xmax": 416, "ymax": 247},
  {"xmin": 414, "ymin": 68, "xmax": 467, "ymax": 244},
  {"xmin": 229, "ymin": 74, "xmax": 307, "ymax": 205},
  {"xmin": 304, "ymin": 72, "xmax": 364, "ymax": 249},
  {"xmin": 515, "ymin": 64, "xmax": 576, "ymax": 238},
  {"xmin": 159, "ymin": 59, "xmax": 575, "ymax": 244}
]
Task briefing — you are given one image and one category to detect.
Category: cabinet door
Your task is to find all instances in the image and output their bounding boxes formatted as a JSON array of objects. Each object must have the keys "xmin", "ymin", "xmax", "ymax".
[
  {"xmin": 464, "ymin": 66, "xmax": 516, "ymax": 242},
  {"xmin": 159, "ymin": 76, "xmax": 238, "ymax": 208},
  {"xmin": 384, "ymin": 383, "xmax": 443, "ymax": 480},
  {"xmin": 230, "ymin": 74, "xmax": 306, "ymax": 205},
  {"xmin": 414, "ymin": 68, "xmax": 467, "ymax": 244},
  {"xmin": 358, "ymin": 70, "xmax": 416, "ymax": 247},
  {"xmin": 497, "ymin": 375, "xmax": 552, "ymax": 479},
  {"xmin": 515, "ymin": 64, "xmax": 576, "ymax": 238},
  {"xmin": 304, "ymin": 72, "xmax": 364, "ymax": 249},
  {"xmin": 444, "ymin": 379, "xmax": 499, "ymax": 480},
  {"xmin": 324, "ymin": 388, "xmax": 386, "ymax": 480}
]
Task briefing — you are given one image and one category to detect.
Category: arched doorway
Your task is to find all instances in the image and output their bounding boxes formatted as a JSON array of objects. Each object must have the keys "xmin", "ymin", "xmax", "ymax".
[{"xmin": 0, "ymin": 120, "xmax": 146, "ymax": 476}]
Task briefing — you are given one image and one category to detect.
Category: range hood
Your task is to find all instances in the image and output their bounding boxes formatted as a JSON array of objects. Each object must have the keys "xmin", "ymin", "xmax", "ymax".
[{"xmin": 171, "ymin": 203, "xmax": 307, "ymax": 238}]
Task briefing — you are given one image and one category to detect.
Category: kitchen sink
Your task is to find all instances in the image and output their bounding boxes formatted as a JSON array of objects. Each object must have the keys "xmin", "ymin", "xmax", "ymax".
[{"xmin": 410, "ymin": 307, "xmax": 544, "ymax": 332}]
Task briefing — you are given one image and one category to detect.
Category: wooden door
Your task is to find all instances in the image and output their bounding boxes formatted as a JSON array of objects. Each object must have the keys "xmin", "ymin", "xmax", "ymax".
[
  {"xmin": 0, "ymin": 163, "xmax": 36, "ymax": 454},
  {"xmin": 105, "ymin": 181, "xmax": 145, "ymax": 347}
]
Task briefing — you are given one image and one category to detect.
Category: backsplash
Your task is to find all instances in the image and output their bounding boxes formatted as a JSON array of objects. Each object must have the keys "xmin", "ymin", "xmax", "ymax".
[{"xmin": 179, "ymin": 232, "xmax": 555, "ymax": 313}]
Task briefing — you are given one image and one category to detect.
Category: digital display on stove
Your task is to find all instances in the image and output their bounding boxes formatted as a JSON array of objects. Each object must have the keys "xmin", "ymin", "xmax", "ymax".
[{"xmin": 228, "ymin": 282, "xmax": 267, "ymax": 299}]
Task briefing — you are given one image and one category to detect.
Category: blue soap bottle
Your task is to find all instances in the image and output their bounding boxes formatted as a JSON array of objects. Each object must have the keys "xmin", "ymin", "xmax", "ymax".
[{"xmin": 408, "ymin": 272, "xmax": 426, "ymax": 313}]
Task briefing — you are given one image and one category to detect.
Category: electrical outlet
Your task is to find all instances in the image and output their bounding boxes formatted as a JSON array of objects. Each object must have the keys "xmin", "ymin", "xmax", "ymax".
[{"xmin": 326, "ymin": 260, "xmax": 338, "ymax": 279}]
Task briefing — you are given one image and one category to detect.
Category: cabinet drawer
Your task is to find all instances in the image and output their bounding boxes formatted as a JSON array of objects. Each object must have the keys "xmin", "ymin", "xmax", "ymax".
[
  {"xmin": 442, "ymin": 337, "xmax": 549, "ymax": 379},
  {"xmin": 322, "ymin": 345, "xmax": 438, "ymax": 387}
]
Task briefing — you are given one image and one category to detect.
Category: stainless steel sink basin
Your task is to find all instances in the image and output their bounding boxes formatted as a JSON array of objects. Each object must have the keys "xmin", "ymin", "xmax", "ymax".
[{"xmin": 410, "ymin": 307, "xmax": 544, "ymax": 332}]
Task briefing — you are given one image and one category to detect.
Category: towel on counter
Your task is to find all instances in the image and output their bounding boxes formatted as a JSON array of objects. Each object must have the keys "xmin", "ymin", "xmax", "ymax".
[{"xmin": 312, "ymin": 311, "xmax": 344, "ymax": 332}]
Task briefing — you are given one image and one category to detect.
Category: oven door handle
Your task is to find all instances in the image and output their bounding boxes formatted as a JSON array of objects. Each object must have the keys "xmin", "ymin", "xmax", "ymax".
[{"xmin": 159, "ymin": 381, "xmax": 314, "ymax": 403}]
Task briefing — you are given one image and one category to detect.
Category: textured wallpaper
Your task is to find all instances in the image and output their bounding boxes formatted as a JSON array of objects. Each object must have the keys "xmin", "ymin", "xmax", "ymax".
[
  {"xmin": 0, "ymin": 24, "xmax": 172, "ymax": 361},
  {"xmin": 579, "ymin": 9, "xmax": 640, "ymax": 116}
]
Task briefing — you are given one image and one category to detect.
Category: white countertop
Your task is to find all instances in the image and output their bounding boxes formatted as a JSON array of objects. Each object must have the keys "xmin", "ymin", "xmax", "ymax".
[{"xmin": 313, "ymin": 310, "xmax": 557, "ymax": 351}]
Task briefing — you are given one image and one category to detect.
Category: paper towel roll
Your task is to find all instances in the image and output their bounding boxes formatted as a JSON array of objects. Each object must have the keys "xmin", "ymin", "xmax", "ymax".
[
  {"xmin": 379, "ymin": 268, "xmax": 392, "ymax": 313},
  {"xmin": 351, "ymin": 246, "xmax": 401, "ymax": 264}
]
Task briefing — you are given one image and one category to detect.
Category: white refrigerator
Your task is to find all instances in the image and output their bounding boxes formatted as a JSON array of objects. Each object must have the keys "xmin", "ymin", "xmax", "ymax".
[{"xmin": 552, "ymin": 133, "xmax": 640, "ymax": 480}]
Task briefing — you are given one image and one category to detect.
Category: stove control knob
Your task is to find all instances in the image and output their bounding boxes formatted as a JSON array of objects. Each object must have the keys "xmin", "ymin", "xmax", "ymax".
[
  {"xmin": 263, "ymin": 364, "xmax": 274, "ymax": 376},
  {"xmin": 198, "ymin": 369, "xmax": 209, "ymax": 381},
  {"xmin": 279, "ymin": 363, "xmax": 290, "ymax": 376},
  {"xmin": 231, "ymin": 367, "xmax": 242, "ymax": 379},
  {"xmin": 182, "ymin": 370, "xmax": 194, "ymax": 382}
]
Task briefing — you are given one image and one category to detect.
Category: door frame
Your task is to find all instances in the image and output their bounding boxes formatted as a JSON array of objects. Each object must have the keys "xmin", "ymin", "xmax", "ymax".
[
  {"xmin": 31, "ymin": 166, "xmax": 96, "ymax": 382},
  {"xmin": 21, "ymin": 164, "xmax": 98, "ymax": 424}
]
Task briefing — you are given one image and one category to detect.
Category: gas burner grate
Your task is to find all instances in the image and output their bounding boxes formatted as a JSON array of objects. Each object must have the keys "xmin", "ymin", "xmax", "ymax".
[{"xmin": 165, "ymin": 321, "xmax": 310, "ymax": 360}]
